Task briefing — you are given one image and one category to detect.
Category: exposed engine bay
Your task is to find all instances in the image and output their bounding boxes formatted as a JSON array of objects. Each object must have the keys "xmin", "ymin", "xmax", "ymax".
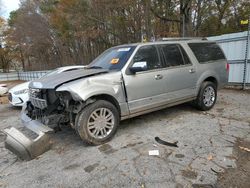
[{"xmin": 26, "ymin": 88, "xmax": 85, "ymax": 129}]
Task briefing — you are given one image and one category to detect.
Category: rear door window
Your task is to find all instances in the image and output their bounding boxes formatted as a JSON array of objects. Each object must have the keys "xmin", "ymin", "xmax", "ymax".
[
  {"xmin": 188, "ymin": 43, "xmax": 225, "ymax": 63},
  {"xmin": 160, "ymin": 44, "xmax": 186, "ymax": 67}
]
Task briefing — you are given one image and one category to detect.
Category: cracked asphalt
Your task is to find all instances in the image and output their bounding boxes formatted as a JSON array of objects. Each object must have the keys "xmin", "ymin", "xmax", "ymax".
[{"xmin": 0, "ymin": 89, "xmax": 250, "ymax": 188}]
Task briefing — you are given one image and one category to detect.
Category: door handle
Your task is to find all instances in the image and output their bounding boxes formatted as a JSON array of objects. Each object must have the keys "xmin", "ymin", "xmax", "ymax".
[
  {"xmin": 189, "ymin": 68, "xmax": 196, "ymax": 73},
  {"xmin": 155, "ymin": 74, "xmax": 163, "ymax": 80}
]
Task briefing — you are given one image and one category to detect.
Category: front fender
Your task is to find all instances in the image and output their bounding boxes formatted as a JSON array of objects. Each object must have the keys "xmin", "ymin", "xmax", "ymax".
[{"xmin": 56, "ymin": 72, "xmax": 126, "ymax": 103}]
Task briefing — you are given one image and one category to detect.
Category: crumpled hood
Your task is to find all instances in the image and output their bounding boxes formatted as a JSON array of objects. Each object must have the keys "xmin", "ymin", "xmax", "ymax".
[{"xmin": 29, "ymin": 69, "xmax": 108, "ymax": 89}]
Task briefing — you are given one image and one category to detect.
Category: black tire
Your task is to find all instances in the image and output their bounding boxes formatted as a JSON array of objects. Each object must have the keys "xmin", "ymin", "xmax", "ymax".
[
  {"xmin": 76, "ymin": 100, "xmax": 119, "ymax": 145},
  {"xmin": 194, "ymin": 81, "xmax": 217, "ymax": 111}
]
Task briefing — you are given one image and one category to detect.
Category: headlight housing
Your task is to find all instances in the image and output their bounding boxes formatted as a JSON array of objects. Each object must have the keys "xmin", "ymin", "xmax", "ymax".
[{"xmin": 14, "ymin": 89, "xmax": 29, "ymax": 95}]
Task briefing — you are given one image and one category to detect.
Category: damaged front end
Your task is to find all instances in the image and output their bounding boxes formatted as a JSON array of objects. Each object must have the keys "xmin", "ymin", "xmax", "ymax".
[
  {"xmin": 4, "ymin": 88, "xmax": 82, "ymax": 160},
  {"xmin": 3, "ymin": 69, "xmax": 121, "ymax": 160}
]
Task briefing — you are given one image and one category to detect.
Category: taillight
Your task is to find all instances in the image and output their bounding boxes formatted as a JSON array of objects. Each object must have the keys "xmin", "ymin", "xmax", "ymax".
[{"xmin": 226, "ymin": 63, "xmax": 229, "ymax": 73}]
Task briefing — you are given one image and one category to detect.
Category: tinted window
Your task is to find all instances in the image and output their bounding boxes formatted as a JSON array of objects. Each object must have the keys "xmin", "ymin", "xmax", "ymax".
[
  {"xmin": 160, "ymin": 44, "xmax": 185, "ymax": 67},
  {"xmin": 133, "ymin": 45, "xmax": 162, "ymax": 71},
  {"xmin": 188, "ymin": 43, "xmax": 225, "ymax": 63},
  {"xmin": 89, "ymin": 46, "xmax": 136, "ymax": 70}
]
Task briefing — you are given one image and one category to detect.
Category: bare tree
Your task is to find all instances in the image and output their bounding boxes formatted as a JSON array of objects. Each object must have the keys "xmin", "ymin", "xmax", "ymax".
[
  {"xmin": 215, "ymin": 0, "xmax": 233, "ymax": 31},
  {"xmin": 3, "ymin": 0, "xmax": 250, "ymax": 71}
]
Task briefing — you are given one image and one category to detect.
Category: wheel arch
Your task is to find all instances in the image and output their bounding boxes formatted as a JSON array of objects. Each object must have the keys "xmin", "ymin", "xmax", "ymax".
[
  {"xmin": 203, "ymin": 76, "xmax": 218, "ymax": 88},
  {"xmin": 86, "ymin": 94, "xmax": 121, "ymax": 116},
  {"xmin": 196, "ymin": 73, "xmax": 219, "ymax": 96}
]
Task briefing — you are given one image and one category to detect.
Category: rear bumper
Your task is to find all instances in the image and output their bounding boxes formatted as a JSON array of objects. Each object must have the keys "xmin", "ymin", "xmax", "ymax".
[{"xmin": 3, "ymin": 105, "xmax": 54, "ymax": 160}]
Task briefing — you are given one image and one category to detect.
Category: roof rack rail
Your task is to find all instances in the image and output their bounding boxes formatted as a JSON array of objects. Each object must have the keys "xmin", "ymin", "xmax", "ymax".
[{"xmin": 157, "ymin": 37, "xmax": 207, "ymax": 41}]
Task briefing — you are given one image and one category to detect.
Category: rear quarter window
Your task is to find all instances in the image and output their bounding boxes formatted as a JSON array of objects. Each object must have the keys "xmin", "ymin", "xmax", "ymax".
[{"xmin": 188, "ymin": 43, "xmax": 225, "ymax": 63}]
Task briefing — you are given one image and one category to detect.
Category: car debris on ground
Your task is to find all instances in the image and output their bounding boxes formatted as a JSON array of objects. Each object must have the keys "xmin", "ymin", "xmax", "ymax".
[
  {"xmin": 148, "ymin": 150, "xmax": 159, "ymax": 156},
  {"xmin": 239, "ymin": 146, "xmax": 250, "ymax": 152},
  {"xmin": 155, "ymin": 136, "xmax": 178, "ymax": 147}
]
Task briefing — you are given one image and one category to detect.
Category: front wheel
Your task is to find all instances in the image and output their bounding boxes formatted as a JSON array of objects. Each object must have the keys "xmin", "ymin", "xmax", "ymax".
[
  {"xmin": 76, "ymin": 100, "xmax": 119, "ymax": 145},
  {"xmin": 194, "ymin": 81, "xmax": 217, "ymax": 111}
]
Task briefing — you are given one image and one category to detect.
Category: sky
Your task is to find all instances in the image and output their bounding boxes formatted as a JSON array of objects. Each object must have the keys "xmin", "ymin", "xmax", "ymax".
[{"xmin": 0, "ymin": 0, "xmax": 20, "ymax": 19}]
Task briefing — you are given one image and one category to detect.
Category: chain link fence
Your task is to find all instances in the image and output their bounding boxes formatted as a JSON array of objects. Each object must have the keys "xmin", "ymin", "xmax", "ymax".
[{"xmin": 0, "ymin": 71, "xmax": 49, "ymax": 81}]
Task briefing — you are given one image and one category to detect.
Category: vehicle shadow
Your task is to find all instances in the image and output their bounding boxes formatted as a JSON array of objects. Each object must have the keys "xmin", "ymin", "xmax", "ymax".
[{"xmin": 119, "ymin": 102, "xmax": 197, "ymax": 130}]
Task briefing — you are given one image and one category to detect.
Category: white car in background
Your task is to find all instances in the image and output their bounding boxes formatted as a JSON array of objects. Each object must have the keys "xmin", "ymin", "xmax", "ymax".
[{"xmin": 8, "ymin": 66, "xmax": 86, "ymax": 106}]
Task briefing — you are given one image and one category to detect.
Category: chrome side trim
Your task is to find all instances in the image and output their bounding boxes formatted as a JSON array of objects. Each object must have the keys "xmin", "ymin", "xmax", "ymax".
[{"xmin": 121, "ymin": 96, "xmax": 196, "ymax": 120}]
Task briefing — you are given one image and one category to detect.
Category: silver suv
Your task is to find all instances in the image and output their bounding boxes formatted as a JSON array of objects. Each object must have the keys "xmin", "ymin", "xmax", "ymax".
[{"xmin": 4, "ymin": 39, "xmax": 228, "ymax": 160}]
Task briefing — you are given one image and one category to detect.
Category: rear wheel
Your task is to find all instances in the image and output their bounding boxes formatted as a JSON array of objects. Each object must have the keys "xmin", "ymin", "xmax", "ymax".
[
  {"xmin": 76, "ymin": 100, "xmax": 119, "ymax": 145},
  {"xmin": 194, "ymin": 81, "xmax": 217, "ymax": 111}
]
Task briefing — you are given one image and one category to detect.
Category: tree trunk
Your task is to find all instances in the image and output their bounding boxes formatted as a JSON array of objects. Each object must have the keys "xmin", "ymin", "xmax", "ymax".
[
  {"xmin": 143, "ymin": 0, "xmax": 151, "ymax": 41},
  {"xmin": 19, "ymin": 47, "xmax": 25, "ymax": 71},
  {"xmin": 180, "ymin": 0, "xmax": 193, "ymax": 37}
]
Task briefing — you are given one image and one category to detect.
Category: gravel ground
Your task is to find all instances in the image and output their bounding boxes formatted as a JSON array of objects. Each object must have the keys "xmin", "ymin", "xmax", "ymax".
[{"xmin": 0, "ymin": 89, "xmax": 249, "ymax": 188}]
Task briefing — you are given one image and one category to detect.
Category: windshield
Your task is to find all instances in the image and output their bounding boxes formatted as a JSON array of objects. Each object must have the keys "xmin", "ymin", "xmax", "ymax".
[{"xmin": 88, "ymin": 46, "xmax": 136, "ymax": 70}]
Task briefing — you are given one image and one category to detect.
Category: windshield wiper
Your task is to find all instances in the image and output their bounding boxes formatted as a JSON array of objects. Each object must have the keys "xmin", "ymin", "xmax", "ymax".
[{"xmin": 87, "ymin": 66, "xmax": 103, "ymax": 69}]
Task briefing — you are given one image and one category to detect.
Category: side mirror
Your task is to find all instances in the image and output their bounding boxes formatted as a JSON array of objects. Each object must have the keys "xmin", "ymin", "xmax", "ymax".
[{"xmin": 129, "ymin": 61, "xmax": 147, "ymax": 74}]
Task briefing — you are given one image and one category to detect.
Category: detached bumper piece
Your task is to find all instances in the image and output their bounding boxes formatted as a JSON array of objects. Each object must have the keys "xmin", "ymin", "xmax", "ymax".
[{"xmin": 3, "ymin": 111, "xmax": 54, "ymax": 160}]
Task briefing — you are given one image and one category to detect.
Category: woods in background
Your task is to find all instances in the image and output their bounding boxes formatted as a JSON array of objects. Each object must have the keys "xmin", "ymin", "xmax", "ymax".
[{"xmin": 0, "ymin": 0, "xmax": 250, "ymax": 71}]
